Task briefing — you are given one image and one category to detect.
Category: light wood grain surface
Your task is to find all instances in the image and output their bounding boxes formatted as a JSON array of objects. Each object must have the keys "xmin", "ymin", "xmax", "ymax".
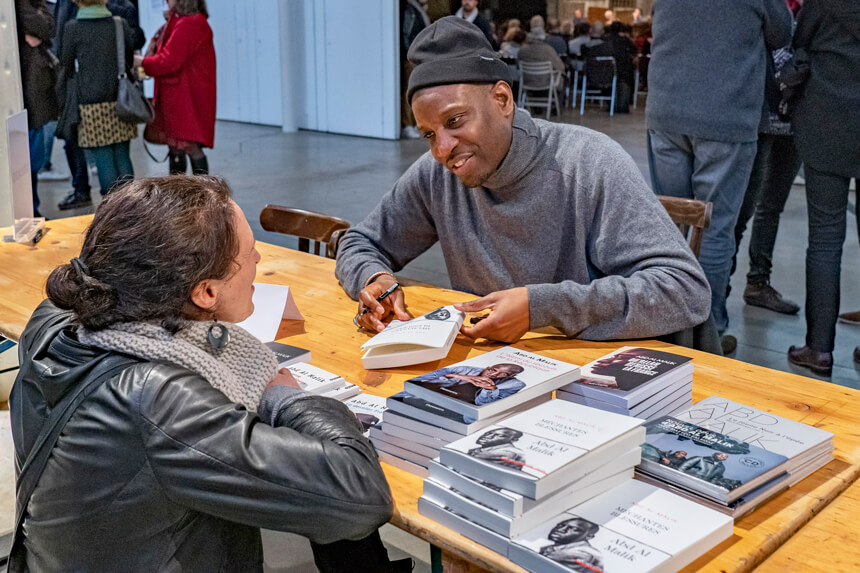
[
  {"xmin": 755, "ymin": 479, "xmax": 860, "ymax": 572},
  {"xmin": 3, "ymin": 215, "xmax": 860, "ymax": 573}
]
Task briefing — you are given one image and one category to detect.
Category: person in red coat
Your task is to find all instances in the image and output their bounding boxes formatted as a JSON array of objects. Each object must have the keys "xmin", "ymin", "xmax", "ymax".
[{"xmin": 135, "ymin": 0, "xmax": 215, "ymax": 175}]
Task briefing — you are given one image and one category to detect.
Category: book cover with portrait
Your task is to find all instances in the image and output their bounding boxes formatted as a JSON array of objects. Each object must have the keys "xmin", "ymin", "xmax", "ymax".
[
  {"xmin": 344, "ymin": 393, "xmax": 388, "ymax": 436},
  {"xmin": 439, "ymin": 400, "xmax": 645, "ymax": 498},
  {"xmin": 560, "ymin": 347, "xmax": 693, "ymax": 408},
  {"xmin": 509, "ymin": 479, "xmax": 733, "ymax": 573},
  {"xmin": 638, "ymin": 416, "xmax": 789, "ymax": 503},
  {"xmin": 403, "ymin": 346, "xmax": 580, "ymax": 420}
]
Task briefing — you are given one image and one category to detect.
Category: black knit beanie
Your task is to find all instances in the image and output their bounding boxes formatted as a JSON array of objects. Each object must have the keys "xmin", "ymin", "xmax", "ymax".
[{"xmin": 407, "ymin": 16, "xmax": 512, "ymax": 103}]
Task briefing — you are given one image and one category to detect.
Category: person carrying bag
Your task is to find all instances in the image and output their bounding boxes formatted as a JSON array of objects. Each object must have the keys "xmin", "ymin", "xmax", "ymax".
[{"xmin": 113, "ymin": 16, "xmax": 154, "ymax": 124}]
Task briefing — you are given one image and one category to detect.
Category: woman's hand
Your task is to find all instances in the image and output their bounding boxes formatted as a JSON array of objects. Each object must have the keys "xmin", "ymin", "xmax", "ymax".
[
  {"xmin": 266, "ymin": 368, "xmax": 301, "ymax": 390},
  {"xmin": 133, "ymin": 54, "xmax": 144, "ymax": 68}
]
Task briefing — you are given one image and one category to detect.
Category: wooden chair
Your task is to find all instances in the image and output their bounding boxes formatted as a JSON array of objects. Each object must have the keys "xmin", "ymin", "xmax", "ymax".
[
  {"xmin": 656, "ymin": 195, "xmax": 712, "ymax": 259},
  {"xmin": 259, "ymin": 205, "xmax": 350, "ymax": 259}
]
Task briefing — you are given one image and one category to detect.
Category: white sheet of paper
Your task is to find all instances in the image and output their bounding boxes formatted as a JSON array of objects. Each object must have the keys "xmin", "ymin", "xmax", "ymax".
[{"xmin": 236, "ymin": 283, "xmax": 303, "ymax": 341}]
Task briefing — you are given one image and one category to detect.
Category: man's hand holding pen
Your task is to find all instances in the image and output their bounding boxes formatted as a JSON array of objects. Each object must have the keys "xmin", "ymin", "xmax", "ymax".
[{"xmin": 355, "ymin": 274, "xmax": 409, "ymax": 332}]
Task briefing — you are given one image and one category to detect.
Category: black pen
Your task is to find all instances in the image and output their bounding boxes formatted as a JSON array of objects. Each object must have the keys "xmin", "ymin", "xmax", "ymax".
[{"xmin": 360, "ymin": 282, "xmax": 400, "ymax": 316}]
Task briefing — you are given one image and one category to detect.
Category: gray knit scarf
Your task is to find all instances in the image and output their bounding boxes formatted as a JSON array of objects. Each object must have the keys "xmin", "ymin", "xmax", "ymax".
[{"xmin": 78, "ymin": 321, "xmax": 279, "ymax": 411}]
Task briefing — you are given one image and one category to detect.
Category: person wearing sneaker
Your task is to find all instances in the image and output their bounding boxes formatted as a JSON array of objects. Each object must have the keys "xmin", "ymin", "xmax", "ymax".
[{"xmin": 787, "ymin": 0, "xmax": 860, "ymax": 377}]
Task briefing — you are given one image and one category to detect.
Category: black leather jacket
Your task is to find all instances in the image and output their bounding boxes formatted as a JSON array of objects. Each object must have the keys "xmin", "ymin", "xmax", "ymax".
[{"xmin": 10, "ymin": 301, "xmax": 393, "ymax": 572}]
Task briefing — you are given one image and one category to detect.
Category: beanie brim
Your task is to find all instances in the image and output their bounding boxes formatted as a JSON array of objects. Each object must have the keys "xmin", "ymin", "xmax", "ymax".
[{"xmin": 407, "ymin": 55, "xmax": 513, "ymax": 103}]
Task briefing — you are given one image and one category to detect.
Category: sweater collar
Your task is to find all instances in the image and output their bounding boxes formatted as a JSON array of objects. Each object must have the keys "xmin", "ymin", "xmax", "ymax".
[
  {"xmin": 77, "ymin": 5, "xmax": 111, "ymax": 19},
  {"xmin": 481, "ymin": 108, "xmax": 540, "ymax": 191}
]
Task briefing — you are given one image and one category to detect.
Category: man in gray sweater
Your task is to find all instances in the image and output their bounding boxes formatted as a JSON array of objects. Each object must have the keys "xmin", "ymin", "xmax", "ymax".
[
  {"xmin": 336, "ymin": 16, "xmax": 711, "ymax": 344},
  {"xmin": 646, "ymin": 0, "xmax": 792, "ymax": 353}
]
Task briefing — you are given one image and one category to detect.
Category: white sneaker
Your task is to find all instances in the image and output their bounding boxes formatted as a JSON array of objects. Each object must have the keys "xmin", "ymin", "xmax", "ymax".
[
  {"xmin": 37, "ymin": 168, "xmax": 70, "ymax": 181},
  {"xmin": 400, "ymin": 126, "xmax": 421, "ymax": 140}
]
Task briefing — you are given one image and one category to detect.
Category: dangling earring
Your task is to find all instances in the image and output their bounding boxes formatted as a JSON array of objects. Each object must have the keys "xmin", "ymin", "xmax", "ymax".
[{"xmin": 207, "ymin": 318, "xmax": 230, "ymax": 349}]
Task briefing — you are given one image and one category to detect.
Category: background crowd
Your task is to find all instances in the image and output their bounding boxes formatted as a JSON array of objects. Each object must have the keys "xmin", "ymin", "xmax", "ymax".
[
  {"xmin": 15, "ymin": 0, "xmax": 860, "ymax": 376},
  {"xmin": 14, "ymin": 0, "xmax": 216, "ymax": 215}
]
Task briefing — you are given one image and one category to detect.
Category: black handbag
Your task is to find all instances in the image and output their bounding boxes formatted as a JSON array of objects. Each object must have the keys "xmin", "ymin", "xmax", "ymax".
[
  {"xmin": 55, "ymin": 69, "xmax": 80, "ymax": 141},
  {"xmin": 113, "ymin": 17, "xmax": 154, "ymax": 124},
  {"xmin": 7, "ymin": 353, "xmax": 137, "ymax": 572}
]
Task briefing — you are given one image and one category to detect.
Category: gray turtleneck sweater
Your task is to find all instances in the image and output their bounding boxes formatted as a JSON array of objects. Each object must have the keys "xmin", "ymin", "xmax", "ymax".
[{"xmin": 335, "ymin": 109, "xmax": 711, "ymax": 340}]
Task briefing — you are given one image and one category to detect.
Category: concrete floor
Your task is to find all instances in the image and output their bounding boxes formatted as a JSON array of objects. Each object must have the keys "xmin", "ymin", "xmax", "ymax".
[{"xmin": 30, "ymin": 103, "xmax": 859, "ymax": 570}]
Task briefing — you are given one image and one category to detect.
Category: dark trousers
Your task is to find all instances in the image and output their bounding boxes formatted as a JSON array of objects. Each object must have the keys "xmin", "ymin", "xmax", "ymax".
[
  {"xmin": 310, "ymin": 530, "xmax": 394, "ymax": 573},
  {"xmin": 804, "ymin": 164, "xmax": 854, "ymax": 352},
  {"xmin": 730, "ymin": 133, "xmax": 802, "ymax": 284},
  {"xmin": 64, "ymin": 125, "xmax": 92, "ymax": 195}
]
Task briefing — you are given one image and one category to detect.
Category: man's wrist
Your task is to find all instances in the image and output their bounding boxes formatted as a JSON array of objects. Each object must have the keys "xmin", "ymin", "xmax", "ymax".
[{"xmin": 364, "ymin": 271, "xmax": 396, "ymax": 288}]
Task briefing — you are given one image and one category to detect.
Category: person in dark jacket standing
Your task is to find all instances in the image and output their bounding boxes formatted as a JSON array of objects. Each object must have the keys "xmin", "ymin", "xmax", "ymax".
[
  {"xmin": 136, "ymin": 0, "xmax": 216, "ymax": 175},
  {"xmin": 787, "ymin": 0, "xmax": 860, "ymax": 376},
  {"xmin": 15, "ymin": 0, "xmax": 59, "ymax": 217},
  {"xmin": 54, "ymin": 0, "xmax": 146, "ymax": 210},
  {"xmin": 454, "ymin": 0, "xmax": 497, "ymax": 49},
  {"xmin": 10, "ymin": 176, "xmax": 405, "ymax": 572},
  {"xmin": 60, "ymin": 0, "xmax": 136, "ymax": 195},
  {"xmin": 646, "ymin": 0, "xmax": 792, "ymax": 355}
]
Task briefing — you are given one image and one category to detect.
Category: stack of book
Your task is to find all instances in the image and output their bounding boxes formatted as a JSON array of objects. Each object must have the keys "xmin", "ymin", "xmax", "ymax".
[
  {"xmin": 418, "ymin": 400, "xmax": 647, "ymax": 555},
  {"xmin": 508, "ymin": 479, "xmax": 734, "ymax": 573},
  {"xmin": 265, "ymin": 341, "xmax": 361, "ymax": 401},
  {"xmin": 636, "ymin": 396, "xmax": 834, "ymax": 517},
  {"xmin": 369, "ymin": 347, "xmax": 581, "ymax": 478},
  {"xmin": 286, "ymin": 362, "xmax": 361, "ymax": 401},
  {"xmin": 556, "ymin": 346, "xmax": 694, "ymax": 420}
]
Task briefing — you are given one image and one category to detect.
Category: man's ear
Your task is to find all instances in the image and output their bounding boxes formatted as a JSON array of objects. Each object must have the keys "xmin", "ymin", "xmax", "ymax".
[
  {"xmin": 491, "ymin": 81, "xmax": 515, "ymax": 117},
  {"xmin": 190, "ymin": 280, "xmax": 219, "ymax": 316}
]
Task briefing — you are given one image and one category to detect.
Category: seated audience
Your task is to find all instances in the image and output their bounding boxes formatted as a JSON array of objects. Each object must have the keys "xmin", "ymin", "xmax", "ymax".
[
  {"xmin": 9, "ymin": 176, "xmax": 404, "ymax": 571},
  {"xmin": 499, "ymin": 28, "xmax": 526, "ymax": 60},
  {"xmin": 335, "ymin": 17, "xmax": 710, "ymax": 344},
  {"xmin": 585, "ymin": 20, "xmax": 605, "ymax": 49},
  {"xmin": 519, "ymin": 15, "xmax": 566, "ymax": 74},
  {"xmin": 568, "ymin": 22, "xmax": 592, "ymax": 58},
  {"xmin": 586, "ymin": 21, "xmax": 636, "ymax": 113},
  {"xmin": 545, "ymin": 16, "xmax": 569, "ymax": 53}
]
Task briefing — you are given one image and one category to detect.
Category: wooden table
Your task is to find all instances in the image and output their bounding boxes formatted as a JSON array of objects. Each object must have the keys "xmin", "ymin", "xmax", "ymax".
[
  {"xmin": 755, "ymin": 479, "xmax": 860, "ymax": 572},
  {"xmin": 3, "ymin": 215, "xmax": 860, "ymax": 573}
]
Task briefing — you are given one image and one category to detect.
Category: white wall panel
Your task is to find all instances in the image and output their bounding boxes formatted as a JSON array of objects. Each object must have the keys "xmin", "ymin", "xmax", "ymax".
[{"xmin": 138, "ymin": 0, "xmax": 283, "ymax": 126}]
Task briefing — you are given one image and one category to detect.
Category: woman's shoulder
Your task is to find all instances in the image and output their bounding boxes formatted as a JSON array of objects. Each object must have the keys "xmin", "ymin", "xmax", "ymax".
[{"xmin": 174, "ymin": 13, "xmax": 212, "ymax": 35}]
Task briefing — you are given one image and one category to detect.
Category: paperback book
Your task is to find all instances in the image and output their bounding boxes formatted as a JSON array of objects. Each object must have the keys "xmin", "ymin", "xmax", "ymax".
[
  {"xmin": 638, "ymin": 416, "xmax": 789, "ymax": 504},
  {"xmin": 320, "ymin": 382, "xmax": 362, "ymax": 402},
  {"xmin": 423, "ymin": 466, "xmax": 634, "ymax": 538},
  {"xmin": 385, "ymin": 391, "xmax": 551, "ymax": 436},
  {"xmin": 361, "ymin": 305, "xmax": 465, "ymax": 369},
  {"xmin": 379, "ymin": 421, "xmax": 455, "ymax": 450},
  {"xmin": 370, "ymin": 428, "xmax": 441, "ymax": 459},
  {"xmin": 403, "ymin": 347, "xmax": 580, "ymax": 420},
  {"xmin": 559, "ymin": 347, "xmax": 693, "ymax": 409},
  {"xmin": 428, "ymin": 447, "xmax": 642, "ymax": 518},
  {"xmin": 265, "ymin": 341, "xmax": 312, "ymax": 368},
  {"xmin": 343, "ymin": 393, "xmax": 388, "ymax": 436},
  {"xmin": 558, "ymin": 381, "xmax": 692, "ymax": 420},
  {"xmin": 634, "ymin": 471, "xmax": 790, "ymax": 519},
  {"xmin": 417, "ymin": 497, "xmax": 511, "ymax": 556},
  {"xmin": 509, "ymin": 479, "xmax": 734, "ymax": 573},
  {"xmin": 285, "ymin": 363, "xmax": 347, "ymax": 395},
  {"xmin": 439, "ymin": 400, "xmax": 645, "ymax": 498},
  {"xmin": 672, "ymin": 395, "xmax": 834, "ymax": 482}
]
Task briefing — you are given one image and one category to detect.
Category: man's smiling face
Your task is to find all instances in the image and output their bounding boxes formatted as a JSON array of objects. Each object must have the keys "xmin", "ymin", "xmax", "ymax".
[{"xmin": 412, "ymin": 82, "xmax": 514, "ymax": 188}]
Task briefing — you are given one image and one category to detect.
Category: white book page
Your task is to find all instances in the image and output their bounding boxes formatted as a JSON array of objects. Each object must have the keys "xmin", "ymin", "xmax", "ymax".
[
  {"xmin": 286, "ymin": 363, "xmax": 342, "ymax": 391},
  {"xmin": 361, "ymin": 306, "xmax": 464, "ymax": 350},
  {"xmin": 236, "ymin": 283, "xmax": 303, "ymax": 341}
]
